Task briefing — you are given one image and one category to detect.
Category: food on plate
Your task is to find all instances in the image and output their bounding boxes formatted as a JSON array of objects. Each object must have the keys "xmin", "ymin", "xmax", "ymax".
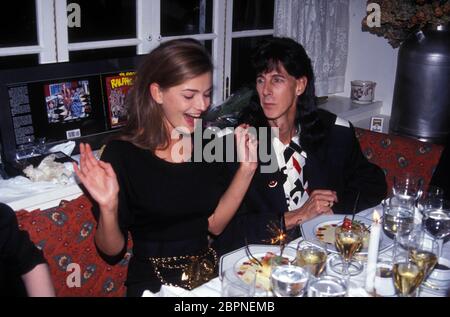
[
  {"xmin": 315, "ymin": 217, "xmax": 370, "ymax": 249},
  {"xmin": 237, "ymin": 251, "xmax": 289, "ymax": 291}
]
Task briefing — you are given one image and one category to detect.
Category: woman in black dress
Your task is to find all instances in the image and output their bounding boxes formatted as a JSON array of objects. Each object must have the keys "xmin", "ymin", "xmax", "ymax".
[{"xmin": 74, "ymin": 39, "xmax": 257, "ymax": 296}]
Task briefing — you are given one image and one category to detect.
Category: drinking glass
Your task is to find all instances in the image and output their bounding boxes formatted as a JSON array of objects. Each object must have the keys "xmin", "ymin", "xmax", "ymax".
[
  {"xmin": 270, "ymin": 259, "xmax": 309, "ymax": 297},
  {"xmin": 296, "ymin": 241, "xmax": 327, "ymax": 278},
  {"xmin": 419, "ymin": 186, "xmax": 444, "ymax": 212},
  {"xmin": 333, "ymin": 225, "xmax": 364, "ymax": 278},
  {"xmin": 307, "ymin": 275, "xmax": 347, "ymax": 297},
  {"xmin": 374, "ymin": 259, "xmax": 396, "ymax": 297},
  {"xmin": 392, "ymin": 237, "xmax": 425, "ymax": 297},
  {"xmin": 221, "ymin": 268, "xmax": 255, "ymax": 297},
  {"xmin": 382, "ymin": 201, "xmax": 415, "ymax": 239},
  {"xmin": 408, "ymin": 231, "xmax": 439, "ymax": 279},
  {"xmin": 422, "ymin": 201, "xmax": 450, "ymax": 257},
  {"xmin": 392, "ymin": 174, "xmax": 423, "ymax": 203}
]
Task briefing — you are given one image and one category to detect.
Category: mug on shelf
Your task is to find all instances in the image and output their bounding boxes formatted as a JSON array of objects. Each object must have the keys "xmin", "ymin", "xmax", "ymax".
[{"xmin": 351, "ymin": 80, "xmax": 376, "ymax": 104}]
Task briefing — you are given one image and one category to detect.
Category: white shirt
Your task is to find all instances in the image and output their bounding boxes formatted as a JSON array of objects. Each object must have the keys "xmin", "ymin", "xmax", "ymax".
[{"xmin": 272, "ymin": 134, "xmax": 309, "ymax": 211}]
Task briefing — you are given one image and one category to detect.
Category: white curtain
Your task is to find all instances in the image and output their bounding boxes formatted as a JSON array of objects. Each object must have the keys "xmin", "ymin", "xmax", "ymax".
[{"xmin": 274, "ymin": 0, "xmax": 350, "ymax": 96}]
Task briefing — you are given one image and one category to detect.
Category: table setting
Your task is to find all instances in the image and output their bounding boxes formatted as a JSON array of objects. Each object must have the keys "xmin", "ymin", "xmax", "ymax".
[{"xmin": 143, "ymin": 177, "xmax": 450, "ymax": 297}]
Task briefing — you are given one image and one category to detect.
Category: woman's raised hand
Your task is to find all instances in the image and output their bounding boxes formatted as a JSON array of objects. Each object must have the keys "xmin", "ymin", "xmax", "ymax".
[
  {"xmin": 235, "ymin": 123, "xmax": 258, "ymax": 172},
  {"xmin": 73, "ymin": 143, "xmax": 119, "ymax": 211}
]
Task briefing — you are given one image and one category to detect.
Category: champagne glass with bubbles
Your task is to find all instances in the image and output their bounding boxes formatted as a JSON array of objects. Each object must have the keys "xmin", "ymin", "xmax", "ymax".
[
  {"xmin": 408, "ymin": 231, "xmax": 439, "ymax": 280},
  {"xmin": 296, "ymin": 240, "xmax": 328, "ymax": 278},
  {"xmin": 333, "ymin": 224, "xmax": 364, "ymax": 279},
  {"xmin": 392, "ymin": 236, "xmax": 425, "ymax": 297}
]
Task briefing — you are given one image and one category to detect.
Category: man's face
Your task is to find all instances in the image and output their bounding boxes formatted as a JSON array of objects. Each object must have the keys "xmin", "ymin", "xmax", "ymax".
[{"xmin": 255, "ymin": 63, "xmax": 306, "ymax": 123}]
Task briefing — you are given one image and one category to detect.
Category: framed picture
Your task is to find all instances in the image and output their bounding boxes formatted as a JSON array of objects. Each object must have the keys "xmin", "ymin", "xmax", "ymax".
[{"xmin": 370, "ymin": 117, "xmax": 384, "ymax": 133}]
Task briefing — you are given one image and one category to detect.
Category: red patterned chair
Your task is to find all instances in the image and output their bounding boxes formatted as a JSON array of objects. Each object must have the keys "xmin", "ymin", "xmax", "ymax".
[
  {"xmin": 13, "ymin": 128, "xmax": 444, "ymax": 296},
  {"xmin": 355, "ymin": 127, "xmax": 444, "ymax": 194},
  {"xmin": 16, "ymin": 195, "xmax": 131, "ymax": 297}
]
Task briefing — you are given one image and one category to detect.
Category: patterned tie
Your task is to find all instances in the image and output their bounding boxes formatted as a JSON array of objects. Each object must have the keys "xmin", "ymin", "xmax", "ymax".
[
  {"xmin": 283, "ymin": 141, "xmax": 303, "ymax": 174},
  {"xmin": 281, "ymin": 141, "xmax": 306, "ymax": 207}
]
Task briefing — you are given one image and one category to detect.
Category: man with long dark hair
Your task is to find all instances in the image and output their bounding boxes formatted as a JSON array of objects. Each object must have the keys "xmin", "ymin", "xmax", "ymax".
[{"xmin": 214, "ymin": 37, "xmax": 387, "ymax": 255}]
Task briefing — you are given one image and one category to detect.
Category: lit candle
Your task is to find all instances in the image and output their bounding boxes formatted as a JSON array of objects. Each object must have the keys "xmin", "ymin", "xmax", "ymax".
[{"xmin": 365, "ymin": 210, "xmax": 381, "ymax": 294}]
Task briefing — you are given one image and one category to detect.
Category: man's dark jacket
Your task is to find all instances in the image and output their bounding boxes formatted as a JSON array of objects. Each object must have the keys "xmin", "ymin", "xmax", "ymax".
[{"xmin": 213, "ymin": 109, "xmax": 387, "ymax": 256}]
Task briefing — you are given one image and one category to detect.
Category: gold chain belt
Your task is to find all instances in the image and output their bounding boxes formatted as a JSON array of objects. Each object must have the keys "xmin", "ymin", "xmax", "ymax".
[{"xmin": 148, "ymin": 247, "xmax": 218, "ymax": 290}]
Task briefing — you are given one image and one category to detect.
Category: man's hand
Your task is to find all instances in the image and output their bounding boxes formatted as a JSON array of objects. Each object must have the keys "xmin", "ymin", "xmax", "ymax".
[{"xmin": 284, "ymin": 189, "xmax": 338, "ymax": 229}]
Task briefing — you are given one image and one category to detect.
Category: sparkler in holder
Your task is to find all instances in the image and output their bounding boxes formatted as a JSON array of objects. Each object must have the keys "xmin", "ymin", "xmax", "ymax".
[{"xmin": 265, "ymin": 214, "xmax": 288, "ymax": 256}]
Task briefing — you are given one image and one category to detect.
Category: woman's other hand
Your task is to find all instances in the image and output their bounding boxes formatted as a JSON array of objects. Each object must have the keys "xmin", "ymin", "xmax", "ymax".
[
  {"xmin": 73, "ymin": 143, "xmax": 119, "ymax": 212},
  {"xmin": 235, "ymin": 123, "xmax": 258, "ymax": 172},
  {"xmin": 284, "ymin": 189, "xmax": 337, "ymax": 229}
]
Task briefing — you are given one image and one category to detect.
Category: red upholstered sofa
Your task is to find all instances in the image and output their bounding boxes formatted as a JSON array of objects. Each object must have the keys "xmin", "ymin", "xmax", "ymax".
[{"xmin": 14, "ymin": 128, "xmax": 444, "ymax": 296}]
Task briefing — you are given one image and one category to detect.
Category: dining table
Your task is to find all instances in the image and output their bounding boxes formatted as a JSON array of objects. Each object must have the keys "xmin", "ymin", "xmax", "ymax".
[{"xmin": 143, "ymin": 205, "xmax": 450, "ymax": 297}]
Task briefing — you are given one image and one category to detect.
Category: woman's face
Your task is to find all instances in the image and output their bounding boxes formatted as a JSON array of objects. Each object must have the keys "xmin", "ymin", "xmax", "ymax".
[
  {"xmin": 153, "ymin": 72, "xmax": 212, "ymax": 134},
  {"xmin": 255, "ymin": 64, "xmax": 306, "ymax": 123}
]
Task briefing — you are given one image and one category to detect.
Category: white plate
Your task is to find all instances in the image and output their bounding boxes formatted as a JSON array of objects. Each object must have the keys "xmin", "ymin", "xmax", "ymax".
[
  {"xmin": 300, "ymin": 214, "xmax": 393, "ymax": 254},
  {"xmin": 219, "ymin": 244, "xmax": 297, "ymax": 277},
  {"xmin": 220, "ymin": 244, "xmax": 297, "ymax": 292}
]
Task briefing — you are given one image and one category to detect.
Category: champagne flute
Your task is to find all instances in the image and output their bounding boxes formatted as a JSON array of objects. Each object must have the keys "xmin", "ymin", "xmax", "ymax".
[
  {"xmin": 334, "ymin": 225, "xmax": 363, "ymax": 279},
  {"xmin": 296, "ymin": 241, "xmax": 328, "ymax": 278},
  {"xmin": 408, "ymin": 232, "xmax": 439, "ymax": 279},
  {"xmin": 392, "ymin": 236, "xmax": 425, "ymax": 297}
]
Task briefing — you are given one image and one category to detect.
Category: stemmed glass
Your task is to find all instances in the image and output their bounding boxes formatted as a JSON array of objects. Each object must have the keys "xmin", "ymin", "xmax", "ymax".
[
  {"xmin": 408, "ymin": 231, "xmax": 439, "ymax": 280},
  {"xmin": 422, "ymin": 200, "xmax": 450, "ymax": 257},
  {"xmin": 296, "ymin": 240, "xmax": 328, "ymax": 278},
  {"xmin": 333, "ymin": 225, "xmax": 364, "ymax": 279},
  {"xmin": 392, "ymin": 236, "xmax": 425, "ymax": 297}
]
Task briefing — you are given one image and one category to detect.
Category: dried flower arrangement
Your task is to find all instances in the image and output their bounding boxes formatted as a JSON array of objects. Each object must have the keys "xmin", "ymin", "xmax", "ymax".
[{"xmin": 362, "ymin": 0, "xmax": 450, "ymax": 48}]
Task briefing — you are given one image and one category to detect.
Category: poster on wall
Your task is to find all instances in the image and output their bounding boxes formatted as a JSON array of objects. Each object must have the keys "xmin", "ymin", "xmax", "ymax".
[
  {"xmin": 44, "ymin": 80, "xmax": 91, "ymax": 124},
  {"xmin": 104, "ymin": 71, "xmax": 135, "ymax": 128}
]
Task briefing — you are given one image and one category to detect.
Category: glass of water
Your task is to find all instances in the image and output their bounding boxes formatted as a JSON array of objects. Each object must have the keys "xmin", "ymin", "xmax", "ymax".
[
  {"xmin": 382, "ymin": 201, "xmax": 415, "ymax": 239},
  {"xmin": 307, "ymin": 275, "xmax": 347, "ymax": 297},
  {"xmin": 270, "ymin": 261, "xmax": 309, "ymax": 297}
]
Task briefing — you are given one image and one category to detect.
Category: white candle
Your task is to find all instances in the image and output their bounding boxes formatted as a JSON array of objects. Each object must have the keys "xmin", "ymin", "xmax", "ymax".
[{"xmin": 365, "ymin": 210, "xmax": 381, "ymax": 294}]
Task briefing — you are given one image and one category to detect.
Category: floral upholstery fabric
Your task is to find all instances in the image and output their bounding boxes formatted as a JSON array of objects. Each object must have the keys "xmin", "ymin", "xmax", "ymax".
[
  {"xmin": 355, "ymin": 128, "xmax": 444, "ymax": 195},
  {"xmin": 16, "ymin": 195, "xmax": 131, "ymax": 297}
]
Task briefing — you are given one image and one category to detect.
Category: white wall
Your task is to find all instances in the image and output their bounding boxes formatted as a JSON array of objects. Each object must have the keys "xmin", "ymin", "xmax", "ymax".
[{"xmin": 336, "ymin": 0, "xmax": 399, "ymax": 116}]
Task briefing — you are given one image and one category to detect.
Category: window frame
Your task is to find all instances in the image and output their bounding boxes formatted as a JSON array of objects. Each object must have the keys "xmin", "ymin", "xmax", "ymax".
[{"xmin": 0, "ymin": 0, "xmax": 273, "ymax": 105}]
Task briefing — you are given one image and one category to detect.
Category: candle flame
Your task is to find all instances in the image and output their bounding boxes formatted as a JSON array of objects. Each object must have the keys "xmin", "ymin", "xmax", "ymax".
[{"xmin": 373, "ymin": 210, "xmax": 381, "ymax": 223}]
